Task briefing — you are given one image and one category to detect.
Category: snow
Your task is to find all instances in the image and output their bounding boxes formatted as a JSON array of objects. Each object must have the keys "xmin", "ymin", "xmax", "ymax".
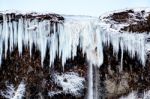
[
  {"xmin": 120, "ymin": 90, "xmax": 150, "ymax": 99},
  {"xmin": 50, "ymin": 72, "xmax": 85, "ymax": 97},
  {"xmin": 119, "ymin": 91, "xmax": 137, "ymax": 99},
  {"xmin": 0, "ymin": 81, "xmax": 26, "ymax": 99},
  {"xmin": 143, "ymin": 90, "xmax": 150, "ymax": 99},
  {"xmin": 48, "ymin": 91, "xmax": 62, "ymax": 97}
]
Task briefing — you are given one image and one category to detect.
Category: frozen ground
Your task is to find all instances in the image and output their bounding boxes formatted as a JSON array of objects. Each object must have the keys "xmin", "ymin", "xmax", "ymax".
[{"xmin": 49, "ymin": 72, "xmax": 85, "ymax": 97}]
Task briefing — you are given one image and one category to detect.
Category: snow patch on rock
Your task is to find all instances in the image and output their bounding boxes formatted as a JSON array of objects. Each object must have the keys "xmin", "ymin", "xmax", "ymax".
[
  {"xmin": 49, "ymin": 72, "xmax": 85, "ymax": 97},
  {"xmin": 0, "ymin": 81, "xmax": 26, "ymax": 99}
]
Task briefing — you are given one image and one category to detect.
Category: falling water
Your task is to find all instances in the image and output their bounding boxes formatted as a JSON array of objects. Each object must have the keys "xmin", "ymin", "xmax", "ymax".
[{"xmin": 88, "ymin": 63, "xmax": 93, "ymax": 99}]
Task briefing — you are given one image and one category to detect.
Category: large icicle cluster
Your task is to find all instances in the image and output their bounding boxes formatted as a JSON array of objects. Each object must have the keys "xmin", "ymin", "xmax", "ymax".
[
  {"xmin": 100, "ymin": 26, "xmax": 146, "ymax": 66},
  {"xmin": 100, "ymin": 13, "xmax": 147, "ymax": 66},
  {"xmin": 0, "ymin": 12, "xmax": 64, "ymax": 67},
  {"xmin": 0, "ymin": 11, "xmax": 147, "ymax": 68},
  {"xmin": 60, "ymin": 17, "xmax": 104, "ymax": 68},
  {"xmin": 56, "ymin": 15, "xmax": 146, "ymax": 68}
]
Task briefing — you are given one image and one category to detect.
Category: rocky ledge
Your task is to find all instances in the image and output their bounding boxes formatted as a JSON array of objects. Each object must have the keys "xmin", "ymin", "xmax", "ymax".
[{"xmin": 101, "ymin": 8, "xmax": 150, "ymax": 33}]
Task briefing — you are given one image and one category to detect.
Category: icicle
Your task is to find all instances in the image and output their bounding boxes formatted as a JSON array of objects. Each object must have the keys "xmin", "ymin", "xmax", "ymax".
[
  {"xmin": 0, "ymin": 23, "xmax": 2, "ymax": 66},
  {"xmin": 71, "ymin": 23, "xmax": 80, "ymax": 59},
  {"xmin": 13, "ymin": 21, "xmax": 18, "ymax": 48},
  {"xmin": 3, "ymin": 14, "xmax": 9, "ymax": 58},
  {"xmin": 8, "ymin": 15, "xmax": 14, "ymax": 53},
  {"xmin": 49, "ymin": 22, "xmax": 59, "ymax": 67},
  {"xmin": 38, "ymin": 21, "xmax": 48, "ymax": 66},
  {"xmin": 28, "ymin": 20, "xmax": 34, "ymax": 57},
  {"xmin": 120, "ymin": 38, "xmax": 124, "ymax": 72},
  {"xmin": 23, "ymin": 19, "xmax": 29, "ymax": 48},
  {"xmin": 87, "ymin": 63, "xmax": 93, "ymax": 99},
  {"xmin": 18, "ymin": 18, "xmax": 24, "ymax": 56},
  {"xmin": 94, "ymin": 25, "xmax": 104, "ymax": 67},
  {"xmin": 59, "ymin": 21, "xmax": 72, "ymax": 68}
]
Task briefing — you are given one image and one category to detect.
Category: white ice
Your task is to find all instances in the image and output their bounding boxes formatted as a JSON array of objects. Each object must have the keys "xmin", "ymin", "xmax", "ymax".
[{"xmin": 0, "ymin": 13, "xmax": 147, "ymax": 68}]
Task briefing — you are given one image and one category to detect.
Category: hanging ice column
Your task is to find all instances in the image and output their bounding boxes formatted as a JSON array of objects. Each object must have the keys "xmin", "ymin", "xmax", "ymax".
[
  {"xmin": 100, "ymin": 25, "xmax": 146, "ymax": 66},
  {"xmin": 60, "ymin": 16, "xmax": 146, "ymax": 99},
  {"xmin": 0, "ymin": 12, "xmax": 64, "ymax": 67},
  {"xmin": 59, "ymin": 17, "xmax": 104, "ymax": 67},
  {"xmin": 59, "ymin": 17, "xmax": 104, "ymax": 99}
]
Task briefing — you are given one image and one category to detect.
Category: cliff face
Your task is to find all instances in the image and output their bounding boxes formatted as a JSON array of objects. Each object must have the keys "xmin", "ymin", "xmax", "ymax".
[
  {"xmin": 0, "ymin": 12, "xmax": 87, "ymax": 99},
  {"xmin": 0, "ymin": 9, "xmax": 150, "ymax": 99},
  {"xmin": 99, "ymin": 8, "xmax": 150, "ymax": 99}
]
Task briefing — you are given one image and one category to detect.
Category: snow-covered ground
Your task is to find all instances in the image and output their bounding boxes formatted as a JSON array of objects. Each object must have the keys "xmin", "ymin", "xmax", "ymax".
[
  {"xmin": 48, "ymin": 72, "xmax": 85, "ymax": 97},
  {"xmin": 120, "ymin": 90, "xmax": 150, "ymax": 99},
  {"xmin": 0, "ymin": 81, "xmax": 26, "ymax": 99}
]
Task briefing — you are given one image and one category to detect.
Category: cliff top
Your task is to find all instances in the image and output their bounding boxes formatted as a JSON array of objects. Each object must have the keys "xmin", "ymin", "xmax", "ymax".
[{"xmin": 100, "ymin": 8, "xmax": 150, "ymax": 33}]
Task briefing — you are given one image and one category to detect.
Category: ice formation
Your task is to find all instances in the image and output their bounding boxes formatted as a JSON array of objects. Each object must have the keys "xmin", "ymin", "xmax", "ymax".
[
  {"xmin": 0, "ymin": 11, "xmax": 149, "ymax": 99},
  {"xmin": 0, "ymin": 12, "xmax": 147, "ymax": 68}
]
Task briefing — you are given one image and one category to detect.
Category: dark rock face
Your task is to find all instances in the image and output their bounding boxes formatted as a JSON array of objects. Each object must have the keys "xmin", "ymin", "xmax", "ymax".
[
  {"xmin": 0, "ymin": 46, "xmax": 87, "ymax": 99},
  {"xmin": 99, "ymin": 45, "xmax": 150, "ymax": 98},
  {"xmin": 110, "ymin": 10, "xmax": 134, "ymax": 23},
  {"xmin": 122, "ymin": 14, "xmax": 150, "ymax": 33},
  {"xmin": 0, "ymin": 12, "xmax": 88, "ymax": 99},
  {"xmin": 0, "ymin": 12, "xmax": 64, "ymax": 23},
  {"xmin": 102, "ymin": 9, "xmax": 150, "ymax": 33},
  {"xmin": 1, "ymin": 44, "xmax": 149, "ymax": 99}
]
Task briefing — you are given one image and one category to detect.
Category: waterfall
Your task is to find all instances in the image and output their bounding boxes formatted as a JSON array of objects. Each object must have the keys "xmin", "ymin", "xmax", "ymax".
[
  {"xmin": 88, "ymin": 63, "xmax": 93, "ymax": 99},
  {"xmin": 0, "ymin": 12, "xmax": 148, "ymax": 99}
]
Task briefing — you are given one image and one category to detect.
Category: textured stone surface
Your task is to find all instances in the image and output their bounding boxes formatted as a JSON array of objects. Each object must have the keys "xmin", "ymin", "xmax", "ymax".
[{"xmin": 0, "ymin": 46, "xmax": 87, "ymax": 99}]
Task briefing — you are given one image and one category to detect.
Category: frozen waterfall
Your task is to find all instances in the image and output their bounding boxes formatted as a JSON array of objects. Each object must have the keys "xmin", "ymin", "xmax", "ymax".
[
  {"xmin": 0, "ymin": 12, "xmax": 148, "ymax": 99},
  {"xmin": 0, "ymin": 13, "xmax": 147, "ymax": 68}
]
